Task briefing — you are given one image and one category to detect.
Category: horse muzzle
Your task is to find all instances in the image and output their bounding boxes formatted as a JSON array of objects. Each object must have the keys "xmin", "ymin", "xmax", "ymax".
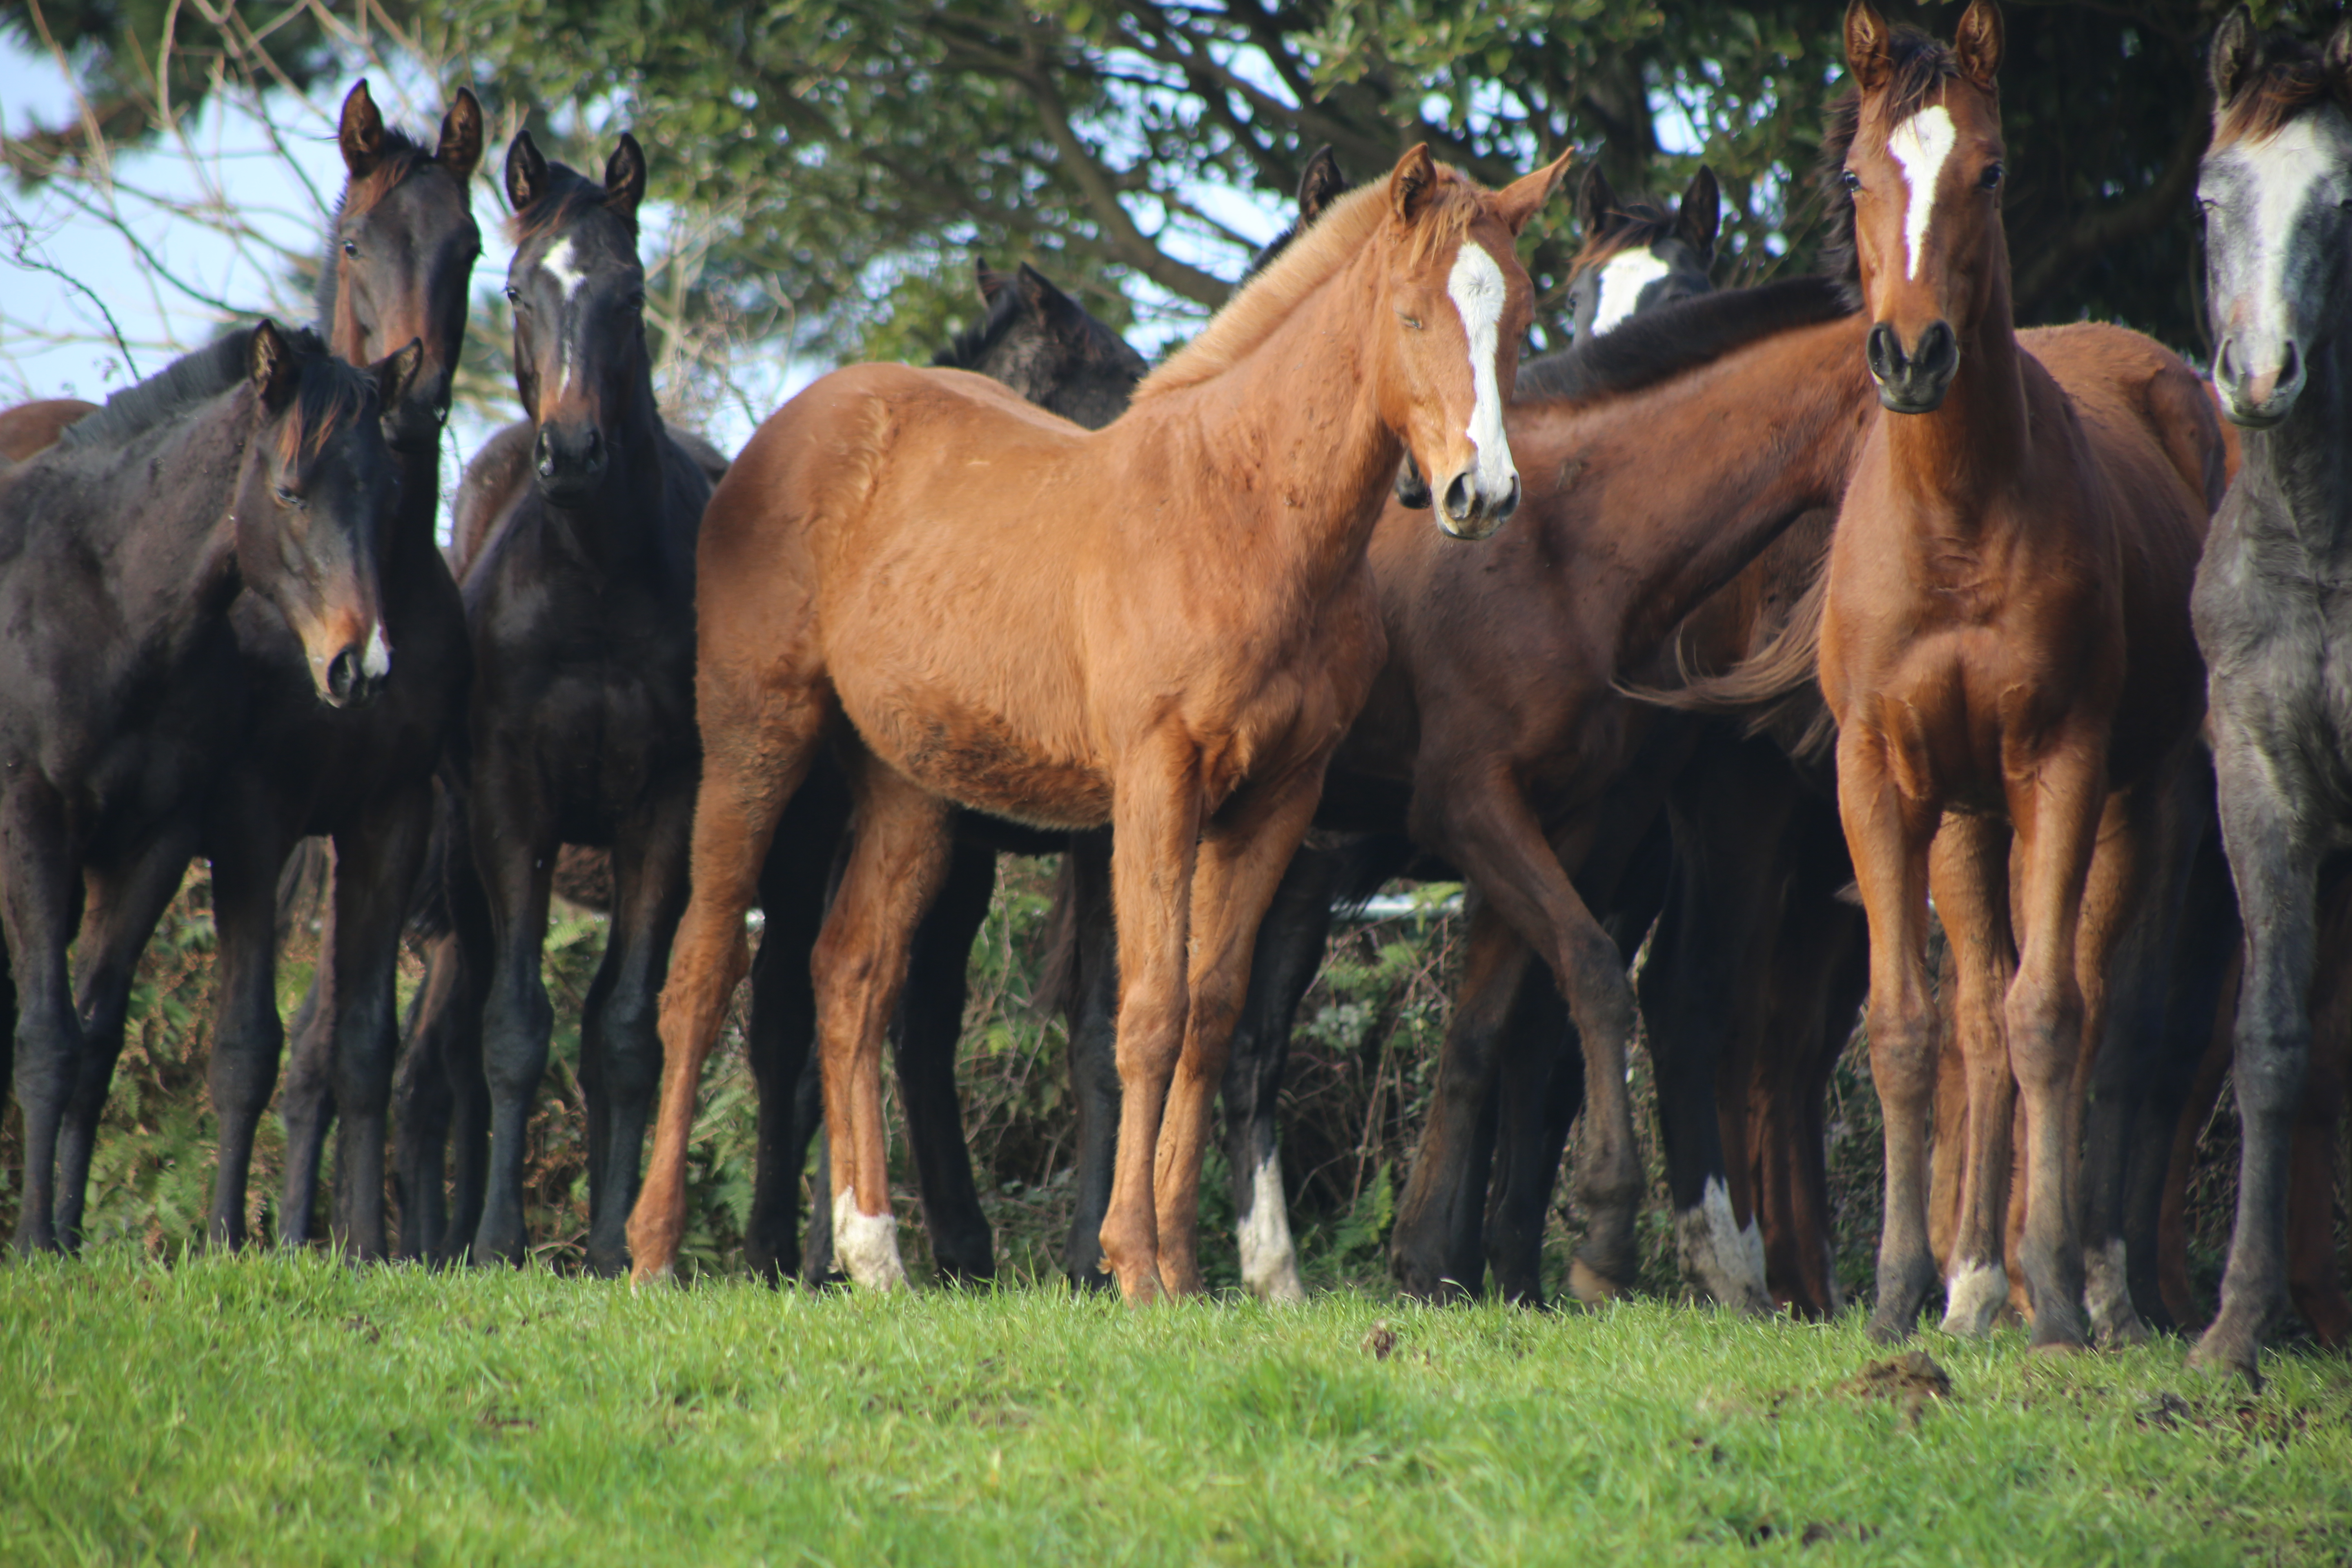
[
  {"xmin": 534, "ymin": 420, "xmax": 608, "ymax": 501},
  {"xmin": 1437, "ymin": 467, "xmax": 1519, "ymax": 541},
  {"xmin": 2215, "ymin": 335, "xmax": 2305, "ymax": 428},
  {"xmin": 1866, "ymin": 321, "xmax": 1960, "ymax": 414},
  {"xmin": 319, "ymin": 626, "xmax": 392, "ymax": 709}
]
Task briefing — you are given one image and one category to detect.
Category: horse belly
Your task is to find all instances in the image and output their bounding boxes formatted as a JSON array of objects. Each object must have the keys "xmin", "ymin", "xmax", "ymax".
[{"xmin": 852, "ymin": 693, "xmax": 1110, "ymax": 830}]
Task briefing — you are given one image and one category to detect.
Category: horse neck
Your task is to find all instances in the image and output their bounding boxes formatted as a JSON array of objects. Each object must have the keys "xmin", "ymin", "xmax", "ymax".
[
  {"xmin": 2245, "ymin": 327, "xmax": 2352, "ymax": 566},
  {"xmin": 113, "ymin": 409, "xmax": 250, "ymax": 647},
  {"xmin": 1598, "ymin": 319, "xmax": 1873, "ymax": 659},
  {"xmin": 385, "ymin": 439, "xmax": 448, "ymax": 586},
  {"xmin": 542, "ymin": 365, "xmax": 668, "ymax": 573},
  {"xmin": 1156, "ymin": 256, "xmax": 1405, "ymax": 586},
  {"xmin": 1877, "ymin": 262, "xmax": 2031, "ymax": 527}
]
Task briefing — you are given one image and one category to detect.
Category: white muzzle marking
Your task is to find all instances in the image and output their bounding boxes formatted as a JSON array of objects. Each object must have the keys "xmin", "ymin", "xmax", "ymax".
[
  {"xmin": 1888, "ymin": 105, "xmax": 1958, "ymax": 282},
  {"xmin": 1591, "ymin": 247, "xmax": 1673, "ymax": 335},
  {"xmin": 1446, "ymin": 240, "xmax": 1517, "ymax": 503},
  {"xmin": 361, "ymin": 624, "xmax": 391, "ymax": 681}
]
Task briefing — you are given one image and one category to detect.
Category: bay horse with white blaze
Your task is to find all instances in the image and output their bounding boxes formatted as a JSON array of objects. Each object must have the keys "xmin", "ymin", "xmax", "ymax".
[
  {"xmin": 630, "ymin": 147, "xmax": 1570, "ymax": 1300},
  {"xmin": 1825, "ymin": 0, "xmax": 2216, "ymax": 1349},
  {"xmin": 2187, "ymin": 9, "xmax": 2352, "ymax": 1381}
]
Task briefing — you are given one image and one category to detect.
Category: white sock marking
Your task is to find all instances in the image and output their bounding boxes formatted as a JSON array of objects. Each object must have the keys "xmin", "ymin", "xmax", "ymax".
[
  {"xmin": 361, "ymin": 624, "xmax": 391, "ymax": 680},
  {"xmin": 1446, "ymin": 240, "xmax": 1517, "ymax": 501},
  {"xmin": 1590, "ymin": 247, "xmax": 1673, "ymax": 335},
  {"xmin": 1888, "ymin": 105, "xmax": 1958, "ymax": 281},
  {"xmin": 1941, "ymin": 1259, "xmax": 2008, "ymax": 1336},
  {"xmin": 1675, "ymin": 1175, "xmax": 1771, "ymax": 1315},
  {"xmin": 831, "ymin": 1185, "xmax": 907, "ymax": 1292},
  {"xmin": 1236, "ymin": 1149, "xmax": 1306, "ymax": 1305}
]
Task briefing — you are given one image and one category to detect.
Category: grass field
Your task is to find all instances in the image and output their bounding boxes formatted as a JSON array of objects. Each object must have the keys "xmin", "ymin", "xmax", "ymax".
[{"xmin": 4, "ymin": 1251, "xmax": 2348, "ymax": 1565}]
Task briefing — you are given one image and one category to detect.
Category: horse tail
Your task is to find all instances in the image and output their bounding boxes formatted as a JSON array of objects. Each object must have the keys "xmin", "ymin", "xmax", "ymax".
[{"xmin": 1619, "ymin": 565, "xmax": 1837, "ymax": 763}]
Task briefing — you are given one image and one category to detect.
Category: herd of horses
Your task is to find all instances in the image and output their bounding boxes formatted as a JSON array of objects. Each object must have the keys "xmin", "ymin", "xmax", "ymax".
[{"xmin": 1, "ymin": 0, "xmax": 2347, "ymax": 1384}]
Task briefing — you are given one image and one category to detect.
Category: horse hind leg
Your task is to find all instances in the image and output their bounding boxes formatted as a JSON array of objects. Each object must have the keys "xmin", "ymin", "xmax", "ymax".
[
  {"xmin": 1056, "ymin": 832, "xmax": 1122, "ymax": 1289},
  {"xmin": 808, "ymin": 749, "xmax": 955, "ymax": 1291},
  {"xmin": 1929, "ymin": 812, "xmax": 2021, "ymax": 1338},
  {"xmin": 891, "ymin": 831, "xmax": 998, "ymax": 1283},
  {"xmin": 626, "ymin": 675, "xmax": 830, "ymax": 1285},
  {"xmin": 2286, "ymin": 872, "xmax": 2352, "ymax": 1348},
  {"xmin": 4, "ymin": 782, "xmax": 88, "ymax": 1256}
]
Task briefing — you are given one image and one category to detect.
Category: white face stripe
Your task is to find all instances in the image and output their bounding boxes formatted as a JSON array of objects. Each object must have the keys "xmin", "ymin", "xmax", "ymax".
[
  {"xmin": 1590, "ymin": 247, "xmax": 1673, "ymax": 335},
  {"xmin": 2221, "ymin": 116, "xmax": 2345, "ymax": 362},
  {"xmin": 1887, "ymin": 105, "xmax": 1958, "ymax": 281},
  {"xmin": 541, "ymin": 235, "xmax": 589, "ymax": 299},
  {"xmin": 1446, "ymin": 240, "xmax": 1516, "ymax": 497}
]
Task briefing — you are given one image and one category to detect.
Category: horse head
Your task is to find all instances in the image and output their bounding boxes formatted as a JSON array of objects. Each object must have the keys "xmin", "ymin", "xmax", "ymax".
[
  {"xmin": 502, "ymin": 129, "xmax": 652, "ymax": 503},
  {"xmin": 1370, "ymin": 143, "xmax": 1572, "ymax": 539},
  {"xmin": 2201, "ymin": 9, "xmax": 2352, "ymax": 428},
  {"xmin": 1564, "ymin": 163, "xmax": 1720, "ymax": 340},
  {"xmin": 233, "ymin": 320, "xmax": 416, "ymax": 707},
  {"xmin": 1840, "ymin": 0, "xmax": 2008, "ymax": 414},
  {"xmin": 323, "ymin": 80, "xmax": 483, "ymax": 453},
  {"xmin": 947, "ymin": 261, "xmax": 1148, "ymax": 432}
]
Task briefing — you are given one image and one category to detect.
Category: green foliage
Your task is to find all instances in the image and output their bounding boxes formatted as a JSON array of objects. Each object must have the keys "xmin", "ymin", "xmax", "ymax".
[{"xmin": 4, "ymin": 1252, "xmax": 2350, "ymax": 1563}]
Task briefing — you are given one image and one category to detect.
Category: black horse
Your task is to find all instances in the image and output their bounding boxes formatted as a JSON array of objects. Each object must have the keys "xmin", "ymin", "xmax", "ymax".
[
  {"xmin": 2185, "ymin": 10, "xmax": 2352, "ymax": 1380},
  {"xmin": 2, "ymin": 321, "xmax": 414, "ymax": 1252}
]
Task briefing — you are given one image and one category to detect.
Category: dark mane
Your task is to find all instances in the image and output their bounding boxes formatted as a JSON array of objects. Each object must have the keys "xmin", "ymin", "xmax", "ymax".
[
  {"xmin": 58, "ymin": 327, "xmax": 263, "ymax": 449},
  {"xmin": 2217, "ymin": 34, "xmax": 2349, "ymax": 146},
  {"xmin": 1513, "ymin": 274, "xmax": 1856, "ymax": 407},
  {"xmin": 311, "ymin": 125, "xmax": 434, "ymax": 330},
  {"xmin": 933, "ymin": 281, "xmax": 1027, "ymax": 371},
  {"xmin": 1569, "ymin": 198, "xmax": 1681, "ymax": 272}
]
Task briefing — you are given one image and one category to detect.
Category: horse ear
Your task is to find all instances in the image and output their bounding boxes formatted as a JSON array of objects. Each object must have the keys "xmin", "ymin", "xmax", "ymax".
[
  {"xmin": 373, "ymin": 337, "xmax": 425, "ymax": 413},
  {"xmin": 1296, "ymin": 145, "xmax": 1345, "ymax": 224},
  {"xmin": 1844, "ymin": 0, "xmax": 1894, "ymax": 93},
  {"xmin": 249, "ymin": 318, "xmax": 300, "ymax": 411},
  {"xmin": 438, "ymin": 88, "xmax": 484, "ymax": 180},
  {"xmin": 1388, "ymin": 144, "xmax": 1439, "ymax": 226},
  {"xmin": 2209, "ymin": 9, "xmax": 2259, "ymax": 107},
  {"xmin": 1493, "ymin": 147, "xmax": 1575, "ymax": 237},
  {"xmin": 1016, "ymin": 264, "xmax": 1088, "ymax": 337},
  {"xmin": 1677, "ymin": 165, "xmax": 1721, "ymax": 264},
  {"xmin": 505, "ymin": 130, "xmax": 548, "ymax": 216},
  {"xmin": 976, "ymin": 259, "xmax": 1016, "ymax": 305},
  {"xmin": 1574, "ymin": 163, "xmax": 1617, "ymax": 239},
  {"xmin": 1953, "ymin": 0, "xmax": 2004, "ymax": 90},
  {"xmin": 339, "ymin": 80, "xmax": 387, "ymax": 178},
  {"xmin": 604, "ymin": 133, "xmax": 648, "ymax": 228},
  {"xmin": 2325, "ymin": 17, "xmax": 2352, "ymax": 104}
]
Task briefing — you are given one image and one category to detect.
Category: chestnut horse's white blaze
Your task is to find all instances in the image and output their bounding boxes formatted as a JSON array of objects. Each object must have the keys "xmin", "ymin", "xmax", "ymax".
[
  {"xmin": 1448, "ymin": 241, "xmax": 1517, "ymax": 501},
  {"xmin": 1888, "ymin": 104, "xmax": 1958, "ymax": 281},
  {"xmin": 1590, "ymin": 247, "xmax": 1674, "ymax": 335}
]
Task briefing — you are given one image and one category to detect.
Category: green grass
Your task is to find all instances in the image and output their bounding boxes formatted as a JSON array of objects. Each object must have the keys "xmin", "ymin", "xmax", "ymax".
[{"xmin": 4, "ymin": 1252, "xmax": 2348, "ymax": 1565}]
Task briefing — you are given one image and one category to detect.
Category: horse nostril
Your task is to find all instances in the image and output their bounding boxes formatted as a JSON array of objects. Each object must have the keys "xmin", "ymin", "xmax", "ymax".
[
  {"xmin": 2277, "ymin": 341, "xmax": 2301, "ymax": 391},
  {"xmin": 583, "ymin": 428, "xmax": 603, "ymax": 464},
  {"xmin": 1916, "ymin": 322, "xmax": 1958, "ymax": 381},
  {"xmin": 1866, "ymin": 323, "xmax": 1904, "ymax": 383},
  {"xmin": 327, "ymin": 647, "xmax": 361, "ymax": 705},
  {"xmin": 1442, "ymin": 471, "xmax": 1474, "ymax": 522},
  {"xmin": 535, "ymin": 426, "xmax": 557, "ymax": 477},
  {"xmin": 1493, "ymin": 475, "xmax": 1520, "ymax": 524}
]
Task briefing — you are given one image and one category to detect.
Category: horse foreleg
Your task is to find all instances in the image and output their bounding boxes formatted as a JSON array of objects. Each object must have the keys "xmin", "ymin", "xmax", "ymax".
[
  {"xmin": 203, "ymin": 795, "xmax": 298, "ymax": 1251},
  {"xmin": 3, "ymin": 782, "xmax": 85, "ymax": 1256},
  {"xmin": 579, "ymin": 790, "xmax": 694, "ymax": 1277},
  {"xmin": 2001, "ymin": 746, "xmax": 2109, "ymax": 1352},
  {"xmin": 1390, "ymin": 908, "xmax": 1532, "ymax": 1300},
  {"xmin": 1926, "ymin": 811, "xmax": 2021, "ymax": 1337},
  {"xmin": 1147, "ymin": 766, "xmax": 1325, "ymax": 1297},
  {"xmin": 1486, "ymin": 956, "xmax": 1578, "ymax": 1306},
  {"xmin": 1222, "ymin": 844, "xmax": 1354, "ymax": 1304},
  {"xmin": 391, "ymin": 931, "xmax": 459, "ymax": 1261},
  {"xmin": 469, "ymin": 764, "xmax": 558, "ymax": 1268},
  {"xmin": 1098, "ymin": 737, "xmax": 1206, "ymax": 1304},
  {"xmin": 891, "ymin": 832, "xmax": 997, "ymax": 1283},
  {"xmin": 1058, "ymin": 831, "xmax": 1121, "ymax": 1288},
  {"xmin": 278, "ymin": 849, "xmax": 339, "ymax": 1250},
  {"xmin": 2286, "ymin": 872, "xmax": 2352, "ymax": 1348},
  {"xmin": 56, "ymin": 827, "xmax": 196, "ymax": 1250},
  {"xmin": 808, "ymin": 753, "xmax": 954, "ymax": 1292}
]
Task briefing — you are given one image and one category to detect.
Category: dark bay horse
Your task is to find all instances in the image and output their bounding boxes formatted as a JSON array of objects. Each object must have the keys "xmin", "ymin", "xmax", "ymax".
[
  {"xmin": 2, "ymin": 321, "xmax": 412, "ymax": 1252},
  {"xmin": 34, "ymin": 82, "xmax": 483, "ymax": 1254},
  {"xmin": 630, "ymin": 148, "xmax": 1572, "ymax": 1300},
  {"xmin": 2185, "ymin": 9, "xmax": 2352, "ymax": 1380},
  {"xmin": 1822, "ymin": 0, "xmax": 2217, "ymax": 1350},
  {"xmin": 1563, "ymin": 163, "xmax": 1719, "ymax": 340},
  {"xmin": 432, "ymin": 131, "xmax": 712, "ymax": 1274}
]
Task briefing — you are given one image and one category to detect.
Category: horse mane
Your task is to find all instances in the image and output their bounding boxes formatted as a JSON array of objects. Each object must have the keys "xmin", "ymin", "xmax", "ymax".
[
  {"xmin": 1568, "ymin": 197, "xmax": 1681, "ymax": 272},
  {"xmin": 2216, "ymin": 34, "xmax": 2350, "ymax": 146},
  {"xmin": 1512, "ymin": 274, "xmax": 1855, "ymax": 406},
  {"xmin": 58, "ymin": 327, "xmax": 265, "ymax": 449},
  {"xmin": 1135, "ymin": 169, "xmax": 1483, "ymax": 402},
  {"xmin": 312, "ymin": 125, "xmax": 436, "ymax": 331}
]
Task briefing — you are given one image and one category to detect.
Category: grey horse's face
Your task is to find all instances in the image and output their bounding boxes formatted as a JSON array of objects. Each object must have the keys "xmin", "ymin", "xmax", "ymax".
[{"xmin": 2200, "ymin": 104, "xmax": 2352, "ymax": 427}]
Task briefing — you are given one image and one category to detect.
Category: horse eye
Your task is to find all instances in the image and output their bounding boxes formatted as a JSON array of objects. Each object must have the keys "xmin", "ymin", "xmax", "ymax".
[
  {"xmin": 1841, "ymin": 169, "xmax": 1861, "ymax": 194},
  {"xmin": 504, "ymin": 285, "xmax": 521, "ymax": 306},
  {"xmin": 274, "ymin": 483, "xmax": 305, "ymax": 510},
  {"xmin": 1980, "ymin": 163, "xmax": 2004, "ymax": 190},
  {"xmin": 1398, "ymin": 312, "xmax": 1423, "ymax": 330},
  {"xmin": 341, "ymin": 239, "xmax": 359, "ymax": 258}
]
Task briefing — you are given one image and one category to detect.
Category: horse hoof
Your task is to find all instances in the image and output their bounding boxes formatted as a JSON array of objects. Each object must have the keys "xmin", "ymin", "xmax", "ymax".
[
  {"xmin": 1939, "ymin": 1261, "xmax": 2009, "ymax": 1338},
  {"xmin": 1566, "ymin": 1257, "xmax": 1629, "ymax": 1306}
]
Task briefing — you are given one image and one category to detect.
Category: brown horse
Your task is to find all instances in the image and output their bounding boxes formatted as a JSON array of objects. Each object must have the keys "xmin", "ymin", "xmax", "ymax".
[
  {"xmin": 1821, "ymin": 0, "xmax": 2216, "ymax": 1349},
  {"xmin": 0, "ymin": 400, "xmax": 98, "ymax": 461},
  {"xmin": 628, "ymin": 147, "xmax": 1571, "ymax": 1299}
]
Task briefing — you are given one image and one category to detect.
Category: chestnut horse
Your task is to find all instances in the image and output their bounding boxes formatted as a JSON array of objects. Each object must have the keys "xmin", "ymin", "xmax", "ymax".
[
  {"xmin": 1822, "ymin": 0, "xmax": 2216, "ymax": 1349},
  {"xmin": 2185, "ymin": 9, "xmax": 2352, "ymax": 1379},
  {"xmin": 630, "ymin": 147, "xmax": 1571, "ymax": 1299}
]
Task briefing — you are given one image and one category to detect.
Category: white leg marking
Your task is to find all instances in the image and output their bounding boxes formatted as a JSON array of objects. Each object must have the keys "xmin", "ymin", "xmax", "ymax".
[
  {"xmin": 2083, "ymin": 1237, "xmax": 2145, "ymax": 1345},
  {"xmin": 1941, "ymin": 1258, "xmax": 2009, "ymax": 1336},
  {"xmin": 1674, "ymin": 1175, "xmax": 1771, "ymax": 1315},
  {"xmin": 1590, "ymin": 247, "xmax": 1673, "ymax": 335},
  {"xmin": 1236, "ymin": 1149, "xmax": 1307, "ymax": 1305},
  {"xmin": 831, "ymin": 1185, "xmax": 907, "ymax": 1292},
  {"xmin": 361, "ymin": 624, "xmax": 391, "ymax": 680},
  {"xmin": 1887, "ymin": 105, "xmax": 1958, "ymax": 281},
  {"xmin": 1446, "ymin": 241, "xmax": 1517, "ymax": 500}
]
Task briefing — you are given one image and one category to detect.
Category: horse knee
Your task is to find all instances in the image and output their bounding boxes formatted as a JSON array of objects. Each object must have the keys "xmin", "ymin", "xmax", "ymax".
[{"xmin": 2004, "ymin": 974, "xmax": 2085, "ymax": 1096}]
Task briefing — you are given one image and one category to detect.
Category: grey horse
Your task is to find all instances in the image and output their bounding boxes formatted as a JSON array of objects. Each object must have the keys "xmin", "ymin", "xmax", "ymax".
[{"xmin": 2187, "ymin": 8, "xmax": 2352, "ymax": 1382}]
